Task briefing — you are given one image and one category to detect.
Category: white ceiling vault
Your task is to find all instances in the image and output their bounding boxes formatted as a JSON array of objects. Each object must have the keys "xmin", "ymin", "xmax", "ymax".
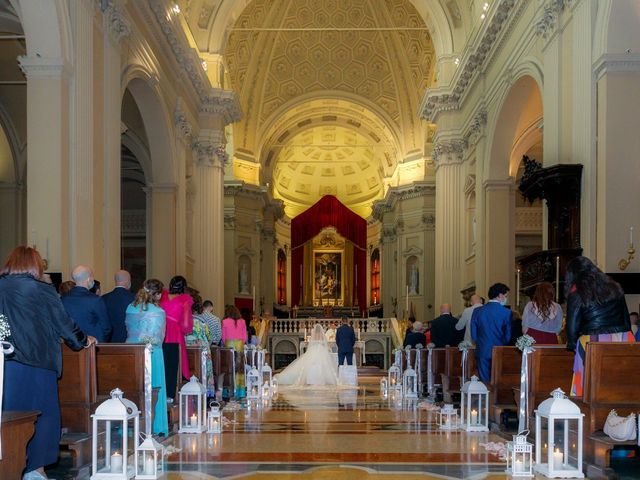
[{"xmin": 181, "ymin": 0, "xmax": 442, "ymax": 218}]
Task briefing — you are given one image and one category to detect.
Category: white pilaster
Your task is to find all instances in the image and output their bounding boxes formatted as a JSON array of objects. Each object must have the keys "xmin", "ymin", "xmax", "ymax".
[{"xmin": 146, "ymin": 183, "xmax": 177, "ymax": 282}]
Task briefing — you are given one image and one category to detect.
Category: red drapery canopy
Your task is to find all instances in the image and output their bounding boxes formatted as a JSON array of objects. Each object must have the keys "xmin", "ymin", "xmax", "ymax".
[{"xmin": 291, "ymin": 195, "xmax": 366, "ymax": 309}]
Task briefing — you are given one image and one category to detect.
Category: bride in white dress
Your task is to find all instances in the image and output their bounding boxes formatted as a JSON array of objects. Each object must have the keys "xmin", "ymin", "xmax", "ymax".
[{"xmin": 275, "ymin": 324, "xmax": 339, "ymax": 386}]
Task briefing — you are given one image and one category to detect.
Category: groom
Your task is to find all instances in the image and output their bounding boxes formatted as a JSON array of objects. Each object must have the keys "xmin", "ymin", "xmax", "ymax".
[{"xmin": 335, "ymin": 316, "xmax": 356, "ymax": 366}]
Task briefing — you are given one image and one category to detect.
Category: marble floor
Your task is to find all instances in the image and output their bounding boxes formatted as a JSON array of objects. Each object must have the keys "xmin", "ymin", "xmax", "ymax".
[{"xmin": 160, "ymin": 378, "xmax": 512, "ymax": 479}]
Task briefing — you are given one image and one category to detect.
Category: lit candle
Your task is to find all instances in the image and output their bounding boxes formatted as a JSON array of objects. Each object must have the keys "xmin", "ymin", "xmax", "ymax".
[
  {"xmin": 516, "ymin": 268, "xmax": 520, "ymax": 308},
  {"xmin": 190, "ymin": 413, "xmax": 198, "ymax": 427},
  {"xmin": 110, "ymin": 451, "xmax": 123, "ymax": 473},
  {"xmin": 144, "ymin": 455, "xmax": 155, "ymax": 475},
  {"xmin": 470, "ymin": 409, "xmax": 478, "ymax": 424},
  {"xmin": 515, "ymin": 458, "xmax": 523, "ymax": 473},
  {"xmin": 553, "ymin": 448, "xmax": 563, "ymax": 469},
  {"xmin": 630, "ymin": 226, "xmax": 634, "ymax": 246},
  {"xmin": 357, "ymin": 328, "xmax": 361, "ymax": 341}
]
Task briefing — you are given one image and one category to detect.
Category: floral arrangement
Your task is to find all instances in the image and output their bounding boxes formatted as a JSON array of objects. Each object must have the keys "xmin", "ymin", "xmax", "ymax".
[
  {"xmin": 515, "ymin": 334, "xmax": 536, "ymax": 352},
  {"xmin": 458, "ymin": 340, "xmax": 474, "ymax": 351},
  {"xmin": 404, "ymin": 345, "xmax": 412, "ymax": 351},
  {"xmin": 426, "ymin": 342, "xmax": 436, "ymax": 350},
  {"xmin": 415, "ymin": 343, "xmax": 424, "ymax": 349},
  {"xmin": 0, "ymin": 314, "xmax": 11, "ymax": 342}
]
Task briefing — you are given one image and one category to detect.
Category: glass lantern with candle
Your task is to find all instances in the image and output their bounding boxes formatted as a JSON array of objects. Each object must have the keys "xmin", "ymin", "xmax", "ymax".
[
  {"xmin": 261, "ymin": 363, "xmax": 273, "ymax": 389},
  {"xmin": 246, "ymin": 367, "xmax": 261, "ymax": 399},
  {"xmin": 135, "ymin": 436, "xmax": 164, "ymax": 479},
  {"xmin": 438, "ymin": 404, "xmax": 458, "ymax": 430},
  {"xmin": 206, "ymin": 401, "xmax": 222, "ymax": 434},
  {"xmin": 506, "ymin": 432, "xmax": 533, "ymax": 477},
  {"xmin": 271, "ymin": 377, "xmax": 279, "ymax": 397},
  {"xmin": 380, "ymin": 377, "xmax": 389, "ymax": 398},
  {"xmin": 534, "ymin": 388, "xmax": 584, "ymax": 478},
  {"xmin": 178, "ymin": 376, "xmax": 207, "ymax": 434},
  {"xmin": 91, "ymin": 388, "xmax": 140, "ymax": 479},
  {"xmin": 388, "ymin": 364, "xmax": 402, "ymax": 393},
  {"xmin": 460, "ymin": 375, "xmax": 489, "ymax": 432},
  {"xmin": 402, "ymin": 366, "xmax": 418, "ymax": 398},
  {"xmin": 261, "ymin": 381, "xmax": 272, "ymax": 399}
]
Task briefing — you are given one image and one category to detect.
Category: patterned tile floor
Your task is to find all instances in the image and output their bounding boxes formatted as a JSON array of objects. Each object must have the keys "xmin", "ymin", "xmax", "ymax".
[{"xmin": 160, "ymin": 378, "xmax": 512, "ymax": 479}]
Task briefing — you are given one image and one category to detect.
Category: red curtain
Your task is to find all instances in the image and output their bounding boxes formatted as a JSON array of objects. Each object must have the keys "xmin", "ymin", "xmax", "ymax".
[{"xmin": 291, "ymin": 195, "xmax": 366, "ymax": 310}]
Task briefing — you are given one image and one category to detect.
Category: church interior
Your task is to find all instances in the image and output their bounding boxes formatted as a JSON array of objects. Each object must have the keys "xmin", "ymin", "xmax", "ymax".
[{"xmin": 1, "ymin": 0, "xmax": 640, "ymax": 478}]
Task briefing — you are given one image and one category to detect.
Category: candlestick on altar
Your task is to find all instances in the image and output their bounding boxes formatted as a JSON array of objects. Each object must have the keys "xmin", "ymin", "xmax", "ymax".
[
  {"xmin": 630, "ymin": 226, "xmax": 634, "ymax": 246},
  {"xmin": 555, "ymin": 256, "xmax": 560, "ymax": 302},
  {"xmin": 252, "ymin": 285, "xmax": 256, "ymax": 312}
]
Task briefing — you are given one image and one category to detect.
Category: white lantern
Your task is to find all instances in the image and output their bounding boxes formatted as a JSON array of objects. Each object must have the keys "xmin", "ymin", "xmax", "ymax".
[
  {"xmin": 135, "ymin": 436, "xmax": 164, "ymax": 479},
  {"xmin": 460, "ymin": 375, "xmax": 489, "ymax": 432},
  {"xmin": 506, "ymin": 433, "xmax": 534, "ymax": 477},
  {"xmin": 438, "ymin": 404, "xmax": 458, "ymax": 430},
  {"xmin": 379, "ymin": 377, "xmax": 389, "ymax": 398},
  {"xmin": 91, "ymin": 388, "xmax": 139, "ymax": 479},
  {"xmin": 178, "ymin": 376, "xmax": 207, "ymax": 433},
  {"xmin": 534, "ymin": 388, "xmax": 584, "ymax": 478},
  {"xmin": 246, "ymin": 368, "xmax": 261, "ymax": 399},
  {"xmin": 206, "ymin": 401, "xmax": 222, "ymax": 434},
  {"xmin": 261, "ymin": 363, "xmax": 273, "ymax": 387},
  {"xmin": 271, "ymin": 377, "xmax": 279, "ymax": 397},
  {"xmin": 402, "ymin": 366, "xmax": 418, "ymax": 398},
  {"xmin": 388, "ymin": 364, "xmax": 402, "ymax": 392},
  {"xmin": 261, "ymin": 381, "xmax": 271, "ymax": 399}
]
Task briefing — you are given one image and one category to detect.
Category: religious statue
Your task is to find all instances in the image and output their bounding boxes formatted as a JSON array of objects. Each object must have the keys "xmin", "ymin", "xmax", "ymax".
[{"xmin": 408, "ymin": 264, "xmax": 419, "ymax": 295}]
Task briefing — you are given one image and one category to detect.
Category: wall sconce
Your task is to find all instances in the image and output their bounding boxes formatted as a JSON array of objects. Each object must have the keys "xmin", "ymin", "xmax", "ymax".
[{"xmin": 618, "ymin": 227, "xmax": 635, "ymax": 270}]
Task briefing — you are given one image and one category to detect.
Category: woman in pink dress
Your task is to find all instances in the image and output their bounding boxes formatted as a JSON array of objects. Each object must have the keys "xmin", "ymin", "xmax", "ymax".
[
  {"xmin": 221, "ymin": 305, "xmax": 247, "ymax": 398},
  {"xmin": 160, "ymin": 276, "xmax": 193, "ymax": 381}
]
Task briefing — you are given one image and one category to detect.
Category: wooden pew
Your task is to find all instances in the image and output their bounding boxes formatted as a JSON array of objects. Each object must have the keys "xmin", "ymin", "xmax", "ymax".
[
  {"xmin": 59, "ymin": 343, "xmax": 97, "ymax": 434},
  {"xmin": 527, "ymin": 345, "xmax": 573, "ymax": 418},
  {"xmin": 218, "ymin": 347, "xmax": 237, "ymax": 396},
  {"xmin": 0, "ymin": 411, "xmax": 38, "ymax": 479},
  {"xmin": 488, "ymin": 346, "xmax": 521, "ymax": 425},
  {"xmin": 580, "ymin": 342, "xmax": 640, "ymax": 475},
  {"xmin": 186, "ymin": 345, "xmax": 208, "ymax": 383},
  {"xmin": 95, "ymin": 343, "xmax": 152, "ymax": 432},
  {"xmin": 441, "ymin": 346, "xmax": 477, "ymax": 403}
]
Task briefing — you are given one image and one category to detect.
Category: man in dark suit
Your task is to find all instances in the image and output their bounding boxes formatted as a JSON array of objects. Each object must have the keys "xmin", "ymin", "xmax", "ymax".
[
  {"xmin": 430, "ymin": 304, "xmax": 463, "ymax": 347},
  {"xmin": 471, "ymin": 283, "xmax": 512, "ymax": 382},
  {"xmin": 403, "ymin": 321, "xmax": 427, "ymax": 348},
  {"xmin": 62, "ymin": 265, "xmax": 112, "ymax": 342},
  {"xmin": 335, "ymin": 316, "xmax": 356, "ymax": 366},
  {"xmin": 102, "ymin": 270, "xmax": 135, "ymax": 342}
]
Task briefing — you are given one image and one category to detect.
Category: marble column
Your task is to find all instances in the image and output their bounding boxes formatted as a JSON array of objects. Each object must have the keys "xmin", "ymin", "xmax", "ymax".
[
  {"xmin": 433, "ymin": 140, "xmax": 465, "ymax": 312},
  {"xmin": 146, "ymin": 183, "xmax": 177, "ymax": 283},
  {"xmin": 101, "ymin": 0, "xmax": 130, "ymax": 286},
  {"xmin": 483, "ymin": 179, "xmax": 515, "ymax": 289},
  {"xmin": 68, "ymin": 0, "xmax": 95, "ymax": 270},
  {"xmin": 19, "ymin": 56, "xmax": 70, "ymax": 274}
]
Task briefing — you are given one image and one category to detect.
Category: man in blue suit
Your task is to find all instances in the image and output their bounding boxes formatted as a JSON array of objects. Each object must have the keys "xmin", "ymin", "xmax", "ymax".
[
  {"xmin": 335, "ymin": 316, "xmax": 356, "ymax": 366},
  {"xmin": 62, "ymin": 265, "xmax": 112, "ymax": 342},
  {"xmin": 102, "ymin": 270, "xmax": 135, "ymax": 342},
  {"xmin": 470, "ymin": 283, "xmax": 512, "ymax": 382}
]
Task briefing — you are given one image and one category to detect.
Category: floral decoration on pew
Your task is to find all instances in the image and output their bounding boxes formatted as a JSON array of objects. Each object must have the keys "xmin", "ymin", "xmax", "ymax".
[
  {"xmin": 458, "ymin": 340, "xmax": 474, "ymax": 351},
  {"xmin": 458, "ymin": 340, "xmax": 474, "ymax": 385},
  {"xmin": 425, "ymin": 343, "xmax": 436, "ymax": 400},
  {"xmin": 426, "ymin": 342, "xmax": 435, "ymax": 350},
  {"xmin": 515, "ymin": 334, "xmax": 536, "ymax": 433}
]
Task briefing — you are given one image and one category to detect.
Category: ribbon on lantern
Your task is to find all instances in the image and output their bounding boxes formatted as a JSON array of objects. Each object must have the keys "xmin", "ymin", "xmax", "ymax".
[
  {"xmin": 415, "ymin": 345, "xmax": 423, "ymax": 395},
  {"xmin": 405, "ymin": 347, "xmax": 411, "ymax": 373},
  {"xmin": 200, "ymin": 347, "xmax": 209, "ymax": 395},
  {"xmin": 0, "ymin": 340, "xmax": 15, "ymax": 459},
  {"xmin": 426, "ymin": 343, "xmax": 435, "ymax": 398},
  {"xmin": 515, "ymin": 334, "xmax": 536, "ymax": 433},
  {"xmin": 458, "ymin": 341, "xmax": 473, "ymax": 387},
  {"xmin": 143, "ymin": 344, "xmax": 153, "ymax": 435},
  {"xmin": 394, "ymin": 349, "xmax": 402, "ymax": 368}
]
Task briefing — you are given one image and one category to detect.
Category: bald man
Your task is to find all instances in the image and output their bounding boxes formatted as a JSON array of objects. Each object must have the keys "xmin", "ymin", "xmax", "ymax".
[
  {"xmin": 456, "ymin": 294, "xmax": 484, "ymax": 343},
  {"xmin": 61, "ymin": 265, "xmax": 112, "ymax": 342},
  {"xmin": 102, "ymin": 270, "xmax": 136, "ymax": 342},
  {"xmin": 430, "ymin": 303, "xmax": 463, "ymax": 348}
]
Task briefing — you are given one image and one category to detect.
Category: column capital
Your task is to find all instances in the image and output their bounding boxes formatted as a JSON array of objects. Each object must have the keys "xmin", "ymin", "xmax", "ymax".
[
  {"xmin": 192, "ymin": 138, "xmax": 228, "ymax": 168},
  {"xmin": 200, "ymin": 88, "xmax": 243, "ymax": 125},
  {"xmin": 432, "ymin": 139, "xmax": 466, "ymax": 168},
  {"xmin": 18, "ymin": 56, "xmax": 69, "ymax": 78},
  {"xmin": 100, "ymin": 0, "xmax": 131, "ymax": 44}
]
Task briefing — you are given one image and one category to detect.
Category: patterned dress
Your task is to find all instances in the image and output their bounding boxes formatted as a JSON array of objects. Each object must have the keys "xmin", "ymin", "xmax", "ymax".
[{"xmin": 186, "ymin": 316, "xmax": 215, "ymax": 396}]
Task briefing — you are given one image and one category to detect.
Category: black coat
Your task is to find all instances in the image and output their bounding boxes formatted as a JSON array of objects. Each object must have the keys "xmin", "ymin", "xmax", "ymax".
[
  {"xmin": 403, "ymin": 331, "xmax": 427, "ymax": 348},
  {"xmin": 430, "ymin": 313, "xmax": 463, "ymax": 348},
  {"xmin": 102, "ymin": 287, "xmax": 135, "ymax": 342},
  {"xmin": 0, "ymin": 273, "xmax": 87, "ymax": 375},
  {"xmin": 335, "ymin": 324, "xmax": 356, "ymax": 353},
  {"xmin": 62, "ymin": 286, "xmax": 112, "ymax": 342},
  {"xmin": 566, "ymin": 293, "xmax": 630, "ymax": 351}
]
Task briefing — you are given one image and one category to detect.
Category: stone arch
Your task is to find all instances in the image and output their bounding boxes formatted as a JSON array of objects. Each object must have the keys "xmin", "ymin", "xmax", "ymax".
[
  {"xmin": 594, "ymin": 0, "xmax": 640, "ymax": 59},
  {"xmin": 121, "ymin": 66, "xmax": 176, "ymax": 186}
]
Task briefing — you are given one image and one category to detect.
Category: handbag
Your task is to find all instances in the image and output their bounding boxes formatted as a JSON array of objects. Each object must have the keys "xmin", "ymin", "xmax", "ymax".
[{"xmin": 603, "ymin": 409, "xmax": 637, "ymax": 442}]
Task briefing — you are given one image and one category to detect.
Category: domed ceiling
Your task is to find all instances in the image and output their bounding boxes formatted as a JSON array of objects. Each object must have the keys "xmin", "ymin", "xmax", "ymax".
[{"xmin": 222, "ymin": 0, "xmax": 435, "ymax": 217}]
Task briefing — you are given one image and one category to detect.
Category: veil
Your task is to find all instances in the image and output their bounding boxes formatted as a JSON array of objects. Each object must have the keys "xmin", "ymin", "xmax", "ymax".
[{"xmin": 310, "ymin": 323, "xmax": 328, "ymax": 346}]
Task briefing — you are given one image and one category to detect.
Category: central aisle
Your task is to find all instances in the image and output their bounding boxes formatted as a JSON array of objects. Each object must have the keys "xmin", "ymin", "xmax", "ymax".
[{"xmin": 162, "ymin": 378, "xmax": 509, "ymax": 479}]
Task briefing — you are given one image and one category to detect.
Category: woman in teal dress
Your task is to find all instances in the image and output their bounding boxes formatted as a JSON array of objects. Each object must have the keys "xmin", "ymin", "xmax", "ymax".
[{"xmin": 125, "ymin": 279, "xmax": 169, "ymax": 436}]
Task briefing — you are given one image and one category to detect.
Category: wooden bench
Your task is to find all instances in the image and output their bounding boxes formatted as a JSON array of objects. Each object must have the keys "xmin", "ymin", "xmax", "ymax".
[
  {"xmin": 488, "ymin": 346, "xmax": 521, "ymax": 425},
  {"xmin": 579, "ymin": 342, "xmax": 640, "ymax": 476},
  {"xmin": 186, "ymin": 345, "xmax": 209, "ymax": 383},
  {"xmin": 218, "ymin": 347, "xmax": 237, "ymax": 395},
  {"xmin": 0, "ymin": 411, "xmax": 39, "ymax": 479},
  {"xmin": 441, "ymin": 346, "xmax": 477, "ymax": 403}
]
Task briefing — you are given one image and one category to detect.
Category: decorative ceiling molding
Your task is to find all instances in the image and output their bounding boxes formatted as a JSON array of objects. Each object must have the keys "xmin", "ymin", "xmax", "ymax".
[
  {"xmin": 593, "ymin": 53, "xmax": 640, "ymax": 81},
  {"xmin": 419, "ymin": 0, "xmax": 517, "ymax": 122},
  {"xmin": 174, "ymin": 102, "xmax": 193, "ymax": 140},
  {"xmin": 101, "ymin": 0, "xmax": 131, "ymax": 43},
  {"xmin": 535, "ymin": 0, "xmax": 575, "ymax": 41},
  {"xmin": 371, "ymin": 181, "xmax": 435, "ymax": 221}
]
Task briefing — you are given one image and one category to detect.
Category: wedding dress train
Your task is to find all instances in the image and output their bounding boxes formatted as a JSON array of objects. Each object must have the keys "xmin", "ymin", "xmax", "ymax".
[{"xmin": 275, "ymin": 324, "xmax": 339, "ymax": 386}]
